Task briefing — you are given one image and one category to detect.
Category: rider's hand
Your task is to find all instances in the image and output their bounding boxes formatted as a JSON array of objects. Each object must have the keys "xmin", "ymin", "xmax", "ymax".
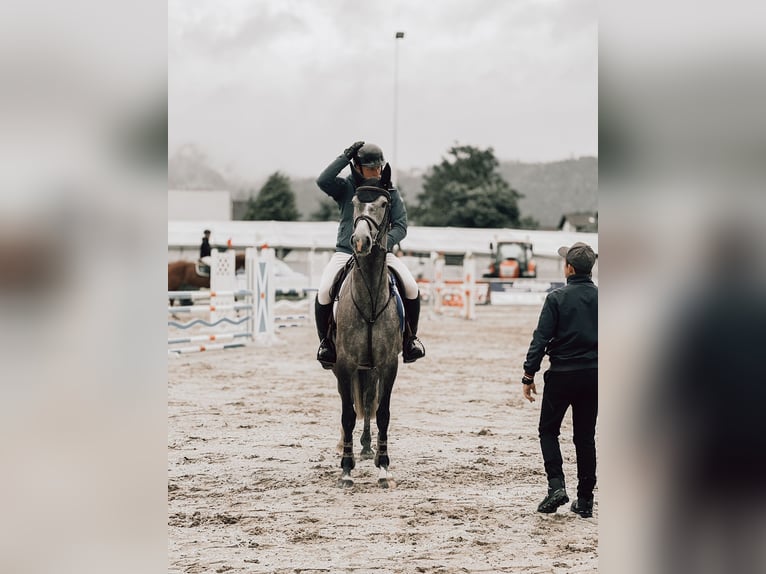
[{"xmin": 343, "ymin": 141, "xmax": 365, "ymax": 159}]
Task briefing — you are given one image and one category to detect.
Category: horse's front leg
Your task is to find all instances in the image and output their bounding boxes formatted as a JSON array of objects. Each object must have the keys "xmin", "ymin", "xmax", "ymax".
[
  {"xmin": 336, "ymin": 367, "xmax": 356, "ymax": 488},
  {"xmin": 374, "ymin": 365, "xmax": 397, "ymax": 488},
  {"xmin": 359, "ymin": 370, "xmax": 374, "ymax": 459}
]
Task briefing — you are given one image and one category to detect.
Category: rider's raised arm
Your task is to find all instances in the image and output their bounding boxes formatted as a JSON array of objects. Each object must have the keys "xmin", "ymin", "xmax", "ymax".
[{"xmin": 316, "ymin": 155, "xmax": 352, "ymax": 200}]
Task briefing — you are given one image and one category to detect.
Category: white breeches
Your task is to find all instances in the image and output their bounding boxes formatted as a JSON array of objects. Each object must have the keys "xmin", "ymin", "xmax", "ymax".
[{"xmin": 317, "ymin": 252, "xmax": 420, "ymax": 305}]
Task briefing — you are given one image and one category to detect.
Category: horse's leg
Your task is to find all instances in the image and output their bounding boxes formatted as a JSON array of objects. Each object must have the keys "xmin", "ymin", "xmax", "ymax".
[
  {"xmin": 336, "ymin": 367, "xmax": 356, "ymax": 488},
  {"xmin": 359, "ymin": 370, "xmax": 374, "ymax": 459},
  {"xmin": 374, "ymin": 364, "xmax": 398, "ymax": 488}
]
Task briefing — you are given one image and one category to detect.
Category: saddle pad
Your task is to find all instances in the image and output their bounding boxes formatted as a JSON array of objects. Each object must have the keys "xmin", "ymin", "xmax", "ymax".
[
  {"xmin": 195, "ymin": 262, "xmax": 211, "ymax": 277},
  {"xmin": 390, "ymin": 274, "xmax": 405, "ymax": 333},
  {"xmin": 333, "ymin": 272, "xmax": 405, "ymax": 334}
]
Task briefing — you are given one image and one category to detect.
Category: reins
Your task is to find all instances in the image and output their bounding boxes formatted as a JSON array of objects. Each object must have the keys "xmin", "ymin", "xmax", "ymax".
[{"xmin": 350, "ymin": 198, "xmax": 394, "ymax": 368}]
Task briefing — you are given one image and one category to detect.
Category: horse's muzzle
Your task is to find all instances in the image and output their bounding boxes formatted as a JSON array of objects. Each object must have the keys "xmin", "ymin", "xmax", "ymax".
[
  {"xmin": 352, "ymin": 233, "xmax": 371, "ymax": 255},
  {"xmin": 352, "ymin": 221, "xmax": 373, "ymax": 255}
]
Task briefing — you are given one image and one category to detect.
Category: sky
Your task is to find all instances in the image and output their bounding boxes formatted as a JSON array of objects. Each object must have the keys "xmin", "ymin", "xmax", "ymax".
[{"xmin": 169, "ymin": 0, "xmax": 597, "ymax": 181}]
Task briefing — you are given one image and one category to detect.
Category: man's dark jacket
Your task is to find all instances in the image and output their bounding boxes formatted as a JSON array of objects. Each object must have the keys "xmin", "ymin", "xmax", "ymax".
[
  {"xmin": 316, "ymin": 155, "xmax": 408, "ymax": 255},
  {"xmin": 200, "ymin": 238, "xmax": 211, "ymax": 258},
  {"xmin": 523, "ymin": 274, "xmax": 598, "ymax": 374}
]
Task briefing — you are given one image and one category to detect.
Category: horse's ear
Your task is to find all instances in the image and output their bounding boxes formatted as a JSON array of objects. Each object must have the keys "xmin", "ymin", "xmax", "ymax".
[{"xmin": 381, "ymin": 163, "xmax": 392, "ymax": 188}]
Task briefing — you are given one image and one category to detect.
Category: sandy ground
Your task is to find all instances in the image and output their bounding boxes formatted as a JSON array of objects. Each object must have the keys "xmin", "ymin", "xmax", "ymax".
[{"xmin": 168, "ymin": 304, "xmax": 598, "ymax": 573}]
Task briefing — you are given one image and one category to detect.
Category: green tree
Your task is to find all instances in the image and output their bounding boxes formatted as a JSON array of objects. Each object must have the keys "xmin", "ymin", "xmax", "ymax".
[
  {"xmin": 518, "ymin": 215, "xmax": 540, "ymax": 230},
  {"xmin": 310, "ymin": 197, "xmax": 338, "ymax": 221},
  {"xmin": 244, "ymin": 172, "xmax": 300, "ymax": 221},
  {"xmin": 414, "ymin": 145, "xmax": 523, "ymax": 228}
]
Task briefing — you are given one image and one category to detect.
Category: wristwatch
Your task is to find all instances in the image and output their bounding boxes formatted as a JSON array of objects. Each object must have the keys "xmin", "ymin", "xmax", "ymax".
[{"xmin": 522, "ymin": 374, "xmax": 534, "ymax": 385}]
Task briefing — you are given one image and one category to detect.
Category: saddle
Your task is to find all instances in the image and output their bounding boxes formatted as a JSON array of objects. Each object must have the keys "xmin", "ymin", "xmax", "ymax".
[
  {"xmin": 195, "ymin": 256, "xmax": 213, "ymax": 277},
  {"xmin": 328, "ymin": 258, "xmax": 406, "ymax": 341}
]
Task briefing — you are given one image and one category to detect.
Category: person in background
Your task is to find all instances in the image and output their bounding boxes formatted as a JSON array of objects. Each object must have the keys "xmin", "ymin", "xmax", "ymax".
[
  {"xmin": 314, "ymin": 141, "xmax": 425, "ymax": 368},
  {"xmin": 521, "ymin": 242, "xmax": 598, "ymax": 518},
  {"xmin": 199, "ymin": 229, "xmax": 212, "ymax": 262}
]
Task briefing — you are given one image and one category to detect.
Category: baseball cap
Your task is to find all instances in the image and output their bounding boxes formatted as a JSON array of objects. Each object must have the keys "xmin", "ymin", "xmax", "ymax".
[{"xmin": 557, "ymin": 241, "xmax": 596, "ymax": 274}]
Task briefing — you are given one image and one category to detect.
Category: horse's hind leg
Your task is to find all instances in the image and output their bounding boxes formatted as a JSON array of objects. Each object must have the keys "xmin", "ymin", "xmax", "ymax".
[{"xmin": 359, "ymin": 370, "xmax": 374, "ymax": 460}]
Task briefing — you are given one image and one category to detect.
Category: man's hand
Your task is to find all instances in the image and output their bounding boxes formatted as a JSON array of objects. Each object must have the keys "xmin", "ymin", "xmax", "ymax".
[
  {"xmin": 522, "ymin": 373, "xmax": 537, "ymax": 402},
  {"xmin": 343, "ymin": 141, "xmax": 365, "ymax": 159}
]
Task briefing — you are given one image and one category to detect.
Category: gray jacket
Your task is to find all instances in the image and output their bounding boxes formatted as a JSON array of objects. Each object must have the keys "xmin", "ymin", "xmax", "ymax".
[{"xmin": 316, "ymin": 155, "xmax": 408, "ymax": 255}]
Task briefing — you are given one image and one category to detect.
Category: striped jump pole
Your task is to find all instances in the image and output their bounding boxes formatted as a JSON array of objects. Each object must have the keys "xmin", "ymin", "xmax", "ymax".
[
  {"xmin": 168, "ymin": 249, "xmax": 255, "ymax": 355},
  {"xmin": 168, "ymin": 342, "xmax": 248, "ymax": 355},
  {"xmin": 271, "ymin": 293, "xmax": 315, "ymax": 329},
  {"xmin": 430, "ymin": 251, "xmax": 476, "ymax": 320},
  {"xmin": 167, "ymin": 302, "xmax": 253, "ymax": 314},
  {"xmin": 169, "ymin": 289, "xmax": 252, "ymax": 301},
  {"xmin": 462, "ymin": 252, "xmax": 476, "ymax": 320},
  {"xmin": 168, "ymin": 331, "xmax": 252, "ymax": 345},
  {"xmin": 251, "ymin": 246, "xmax": 277, "ymax": 344}
]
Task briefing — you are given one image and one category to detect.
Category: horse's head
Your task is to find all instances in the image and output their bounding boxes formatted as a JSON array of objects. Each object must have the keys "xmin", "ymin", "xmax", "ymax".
[{"xmin": 351, "ymin": 164, "xmax": 392, "ymax": 256}]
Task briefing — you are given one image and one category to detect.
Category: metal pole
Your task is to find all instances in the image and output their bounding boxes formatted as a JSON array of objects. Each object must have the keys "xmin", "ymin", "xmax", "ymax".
[{"xmin": 393, "ymin": 31, "xmax": 404, "ymax": 187}]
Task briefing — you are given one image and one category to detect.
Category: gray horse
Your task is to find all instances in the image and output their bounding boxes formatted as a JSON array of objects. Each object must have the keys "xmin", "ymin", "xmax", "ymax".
[{"xmin": 333, "ymin": 169, "xmax": 402, "ymax": 489}]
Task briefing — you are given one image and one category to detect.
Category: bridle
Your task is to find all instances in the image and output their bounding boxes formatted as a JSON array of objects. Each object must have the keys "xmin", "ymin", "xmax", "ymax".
[
  {"xmin": 349, "ymin": 185, "xmax": 394, "ymax": 367},
  {"xmin": 352, "ymin": 186, "xmax": 391, "ymax": 250}
]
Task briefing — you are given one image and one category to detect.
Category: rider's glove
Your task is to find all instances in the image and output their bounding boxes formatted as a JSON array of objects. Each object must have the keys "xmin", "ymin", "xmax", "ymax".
[{"xmin": 343, "ymin": 141, "xmax": 365, "ymax": 160}]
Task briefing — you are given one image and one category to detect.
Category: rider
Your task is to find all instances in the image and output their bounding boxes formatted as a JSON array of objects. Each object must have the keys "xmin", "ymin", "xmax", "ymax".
[{"xmin": 314, "ymin": 141, "xmax": 426, "ymax": 368}]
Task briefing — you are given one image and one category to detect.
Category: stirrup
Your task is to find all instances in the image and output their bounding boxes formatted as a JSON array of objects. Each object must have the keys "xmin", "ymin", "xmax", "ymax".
[
  {"xmin": 317, "ymin": 339, "xmax": 335, "ymax": 370},
  {"xmin": 403, "ymin": 336, "xmax": 425, "ymax": 363}
]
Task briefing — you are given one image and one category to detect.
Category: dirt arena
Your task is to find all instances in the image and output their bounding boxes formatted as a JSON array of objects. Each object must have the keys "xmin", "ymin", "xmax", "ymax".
[{"xmin": 168, "ymin": 304, "xmax": 598, "ymax": 573}]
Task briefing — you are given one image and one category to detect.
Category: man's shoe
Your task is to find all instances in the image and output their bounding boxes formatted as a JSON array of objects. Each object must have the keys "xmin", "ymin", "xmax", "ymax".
[
  {"xmin": 570, "ymin": 498, "xmax": 593, "ymax": 518},
  {"xmin": 537, "ymin": 488, "xmax": 569, "ymax": 513},
  {"xmin": 402, "ymin": 336, "xmax": 425, "ymax": 363},
  {"xmin": 317, "ymin": 338, "xmax": 336, "ymax": 369}
]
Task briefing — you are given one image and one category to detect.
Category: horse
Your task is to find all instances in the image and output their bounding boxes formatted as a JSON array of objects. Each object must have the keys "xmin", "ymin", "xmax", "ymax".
[
  {"xmin": 333, "ymin": 166, "xmax": 403, "ymax": 489},
  {"xmin": 168, "ymin": 252, "xmax": 245, "ymax": 305}
]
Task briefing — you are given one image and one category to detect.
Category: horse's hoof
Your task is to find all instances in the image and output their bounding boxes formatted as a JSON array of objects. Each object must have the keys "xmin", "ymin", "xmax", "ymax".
[
  {"xmin": 360, "ymin": 448, "xmax": 374, "ymax": 460},
  {"xmin": 377, "ymin": 467, "xmax": 393, "ymax": 489},
  {"xmin": 337, "ymin": 478, "xmax": 354, "ymax": 489}
]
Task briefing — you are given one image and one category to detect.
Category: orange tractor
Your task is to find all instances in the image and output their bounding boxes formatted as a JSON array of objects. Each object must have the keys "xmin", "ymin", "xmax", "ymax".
[{"xmin": 484, "ymin": 240, "xmax": 537, "ymax": 279}]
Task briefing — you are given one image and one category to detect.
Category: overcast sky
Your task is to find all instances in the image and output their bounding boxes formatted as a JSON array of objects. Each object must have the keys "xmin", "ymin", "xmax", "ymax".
[{"xmin": 169, "ymin": 0, "xmax": 597, "ymax": 181}]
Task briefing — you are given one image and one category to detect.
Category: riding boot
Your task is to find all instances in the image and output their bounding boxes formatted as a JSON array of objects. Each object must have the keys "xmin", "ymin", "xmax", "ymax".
[
  {"xmin": 402, "ymin": 295, "xmax": 426, "ymax": 363},
  {"xmin": 314, "ymin": 300, "xmax": 336, "ymax": 369}
]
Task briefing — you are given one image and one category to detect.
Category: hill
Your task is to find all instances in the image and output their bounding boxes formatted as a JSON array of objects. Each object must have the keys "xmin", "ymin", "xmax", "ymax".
[
  {"xmin": 289, "ymin": 157, "xmax": 598, "ymax": 229},
  {"xmin": 498, "ymin": 157, "xmax": 598, "ymax": 228},
  {"xmin": 169, "ymin": 150, "xmax": 597, "ymax": 228}
]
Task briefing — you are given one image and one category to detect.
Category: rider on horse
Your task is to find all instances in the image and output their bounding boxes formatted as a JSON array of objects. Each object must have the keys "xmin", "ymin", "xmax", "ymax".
[{"xmin": 314, "ymin": 141, "xmax": 426, "ymax": 367}]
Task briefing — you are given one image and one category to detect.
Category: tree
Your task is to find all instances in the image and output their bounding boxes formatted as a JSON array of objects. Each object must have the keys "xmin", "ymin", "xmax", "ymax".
[
  {"xmin": 310, "ymin": 197, "xmax": 338, "ymax": 221},
  {"xmin": 518, "ymin": 215, "xmax": 540, "ymax": 230},
  {"xmin": 413, "ymin": 145, "xmax": 523, "ymax": 228},
  {"xmin": 244, "ymin": 172, "xmax": 300, "ymax": 221}
]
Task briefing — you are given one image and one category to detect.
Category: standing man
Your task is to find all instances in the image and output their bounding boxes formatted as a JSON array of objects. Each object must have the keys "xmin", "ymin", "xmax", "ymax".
[
  {"xmin": 521, "ymin": 242, "xmax": 598, "ymax": 518},
  {"xmin": 199, "ymin": 229, "xmax": 212, "ymax": 261},
  {"xmin": 314, "ymin": 141, "xmax": 425, "ymax": 368}
]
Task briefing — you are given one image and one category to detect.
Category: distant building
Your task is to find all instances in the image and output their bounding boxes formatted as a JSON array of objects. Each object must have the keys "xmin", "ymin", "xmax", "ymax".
[
  {"xmin": 558, "ymin": 212, "xmax": 598, "ymax": 233},
  {"xmin": 168, "ymin": 190, "xmax": 232, "ymax": 221}
]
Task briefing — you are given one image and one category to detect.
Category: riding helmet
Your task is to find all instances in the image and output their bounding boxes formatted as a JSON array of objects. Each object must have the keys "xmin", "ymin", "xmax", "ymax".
[{"xmin": 355, "ymin": 143, "xmax": 385, "ymax": 168}]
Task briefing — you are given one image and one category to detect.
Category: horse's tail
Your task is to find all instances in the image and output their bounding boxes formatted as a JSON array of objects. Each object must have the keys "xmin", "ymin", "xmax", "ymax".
[
  {"xmin": 354, "ymin": 370, "xmax": 379, "ymax": 422},
  {"xmin": 353, "ymin": 375, "xmax": 363, "ymax": 421}
]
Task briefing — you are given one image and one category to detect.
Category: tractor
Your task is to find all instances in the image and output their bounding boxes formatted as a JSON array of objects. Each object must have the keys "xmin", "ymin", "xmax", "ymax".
[{"xmin": 484, "ymin": 240, "xmax": 537, "ymax": 279}]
